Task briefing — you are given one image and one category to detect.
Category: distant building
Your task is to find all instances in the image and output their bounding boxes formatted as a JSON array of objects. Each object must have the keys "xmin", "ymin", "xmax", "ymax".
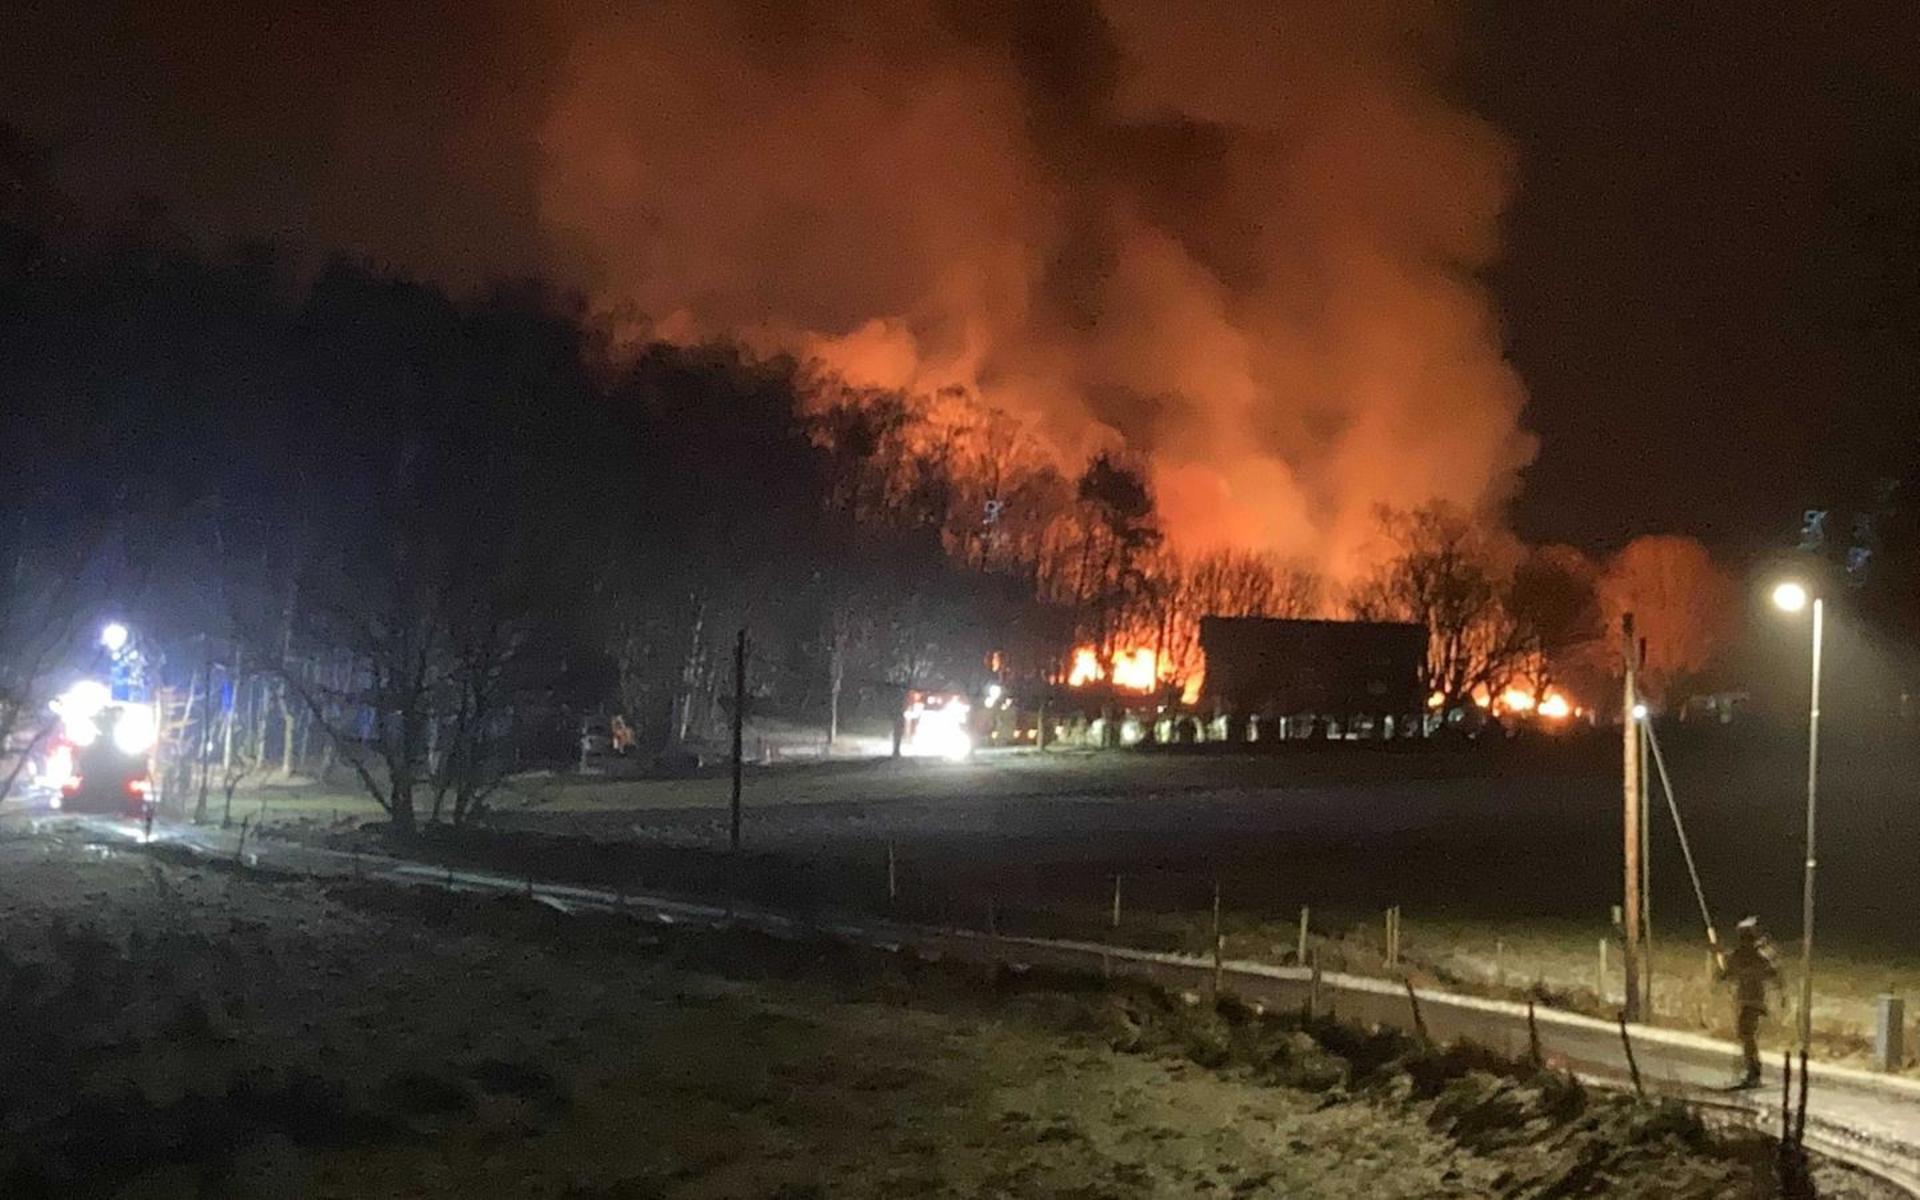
[{"xmin": 1198, "ymin": 616, "xmax": 1427, "ymax": 736}]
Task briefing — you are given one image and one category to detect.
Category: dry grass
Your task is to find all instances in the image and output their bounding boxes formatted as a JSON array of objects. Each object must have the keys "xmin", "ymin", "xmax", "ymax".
[{"xmin": 3, "ymin": 829, "xmax": 1882, "ymax": 1199}]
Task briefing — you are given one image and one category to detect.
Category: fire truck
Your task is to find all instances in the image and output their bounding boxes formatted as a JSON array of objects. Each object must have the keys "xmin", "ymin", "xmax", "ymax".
[{"xmin": 41, "ymin": 681, "xmax": 155, "ymax": 818}]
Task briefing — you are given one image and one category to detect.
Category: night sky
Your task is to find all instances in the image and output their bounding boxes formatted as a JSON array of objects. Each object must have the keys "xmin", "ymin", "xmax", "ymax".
[
  {"xmin": 1470, "ymin": 0, "xmax": 1920, "ymax": 556},
  {"xmin": 5, "ymin": 0, "xmax": 1917, "ymax": 567}
]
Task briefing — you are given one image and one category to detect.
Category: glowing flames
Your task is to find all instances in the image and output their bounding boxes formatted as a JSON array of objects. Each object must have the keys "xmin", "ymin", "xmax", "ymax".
[
  {"xmin": 1496, "ymin": 688, "xmax": 1575, "ymax": 721},
  {"xmin": 1067, "ymin": 646, "xmax": 1161, "ymax": 693},
  {"xmin": 1068, "ymin": 647, "xmax": 1102, "ymax": 687},
  {"xmin": 1112, "ymin": 649, "xmax": 1157, "ymax": 691}
]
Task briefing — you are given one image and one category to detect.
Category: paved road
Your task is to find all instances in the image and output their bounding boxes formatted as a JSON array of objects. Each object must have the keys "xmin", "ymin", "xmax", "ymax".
[{"xmin": 44, "ymin": 812, "xmax": 1920, "ymax": 1194}]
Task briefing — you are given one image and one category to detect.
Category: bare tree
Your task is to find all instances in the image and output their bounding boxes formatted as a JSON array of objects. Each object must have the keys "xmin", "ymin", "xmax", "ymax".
[
  {"xmin": 1598, "ymin": 535, "xmax": 1736, "ymax": 700},
  {"xmin": 1347, "ymin": 502, "xmax": 1522, "ymax": 707},
  {"xmin": 0, "ymin": 537, "xmax": 93, "ymax": 809},
  {"xmin": 1505, "ymin": 544, "xmax": 1604, "ymax": 702}
]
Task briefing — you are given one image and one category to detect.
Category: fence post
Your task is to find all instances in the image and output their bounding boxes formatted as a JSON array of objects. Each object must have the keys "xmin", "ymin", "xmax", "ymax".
[
  {"xmin": 1873, "ymin": 995, "xmax": 1905, "ymax": 1073},
  {"xmin": 1795, "ymin": 1048, "xmax": 1810, "ymax": 1146},
  {"xmin": 1780, "ymin": 1050, "xmax": 1795, "ymax": 1147},
  {"xmin": 1495, "ymin": 939, "xmax": 1506, "ymax": 988},
  {"xmin": 1297, "ymin": 906, "xmax": 1310, "ymax": 965},
  {"xmin": 1111, "ymin": 874, "xmax": 1122, "ymax": 930},
  {"xmin": 886, "ymin": 840, "xmax": 898, "ymax": 904},
  {"xmin": 1597, "ymin": 938, "xmax": 1609, "ymax": 1005},
  {"xmin": 1210, "ymin": 880, "xmax": 1224, "ymax": 1001}
]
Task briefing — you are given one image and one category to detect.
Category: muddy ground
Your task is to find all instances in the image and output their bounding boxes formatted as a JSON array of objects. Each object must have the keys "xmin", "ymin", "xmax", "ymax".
[{"xmin": 0, "ymin": 827, "xmax": 1896, "ymax": 1198}]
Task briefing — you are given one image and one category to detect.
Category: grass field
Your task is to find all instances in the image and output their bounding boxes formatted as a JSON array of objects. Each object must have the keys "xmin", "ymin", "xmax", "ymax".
[
  {"xmin": 12, "ymin": 827, "xmax": 1890, "ymax": 1198},
  {"xmin": 221, "ymin": 736, "xmax": 1920, "ymax": 1074}
]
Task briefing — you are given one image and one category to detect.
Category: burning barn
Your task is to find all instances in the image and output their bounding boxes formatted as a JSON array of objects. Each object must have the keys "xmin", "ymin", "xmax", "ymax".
[{"xmin": 1198, "ymin": 616, "xmax": 1427, "ymax": 740}]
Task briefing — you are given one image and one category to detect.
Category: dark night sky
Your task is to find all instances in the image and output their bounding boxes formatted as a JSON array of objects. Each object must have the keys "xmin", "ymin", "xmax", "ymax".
[
  {"xmin": 1468, "ymin": 0, "xmax": 1920, "ymax": 558},
  {"xmin": 5, "ymin": 1, "xmax": 1918, "ymax": 565}
]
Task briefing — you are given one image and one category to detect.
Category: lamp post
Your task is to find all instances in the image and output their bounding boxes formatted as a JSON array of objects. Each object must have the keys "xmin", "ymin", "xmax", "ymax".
[{"xmin": 1770, "ymin": 580, "xmax": 1822, "ymax": 1053}]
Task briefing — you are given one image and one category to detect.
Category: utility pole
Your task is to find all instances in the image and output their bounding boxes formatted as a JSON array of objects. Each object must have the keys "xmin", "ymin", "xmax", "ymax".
[
  {"xmin": 1621, "ymin": 613, "xmax": 1643, "ymax": 1022},
  {"xmin": 1639, "ymin": 633, "xmax": 1654, "ymax": 1019},
  {"xmin": 730, "ymin": 628, "xmax": 746, "ymax": 853}
]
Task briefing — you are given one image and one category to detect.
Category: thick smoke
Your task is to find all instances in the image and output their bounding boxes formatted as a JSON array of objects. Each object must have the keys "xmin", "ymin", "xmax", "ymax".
[
  {"xmin": 538, "ymin": 0, "xmax": 1535, "ymax": 578},
  {"xmin": 4, "ymin": 0, "xmax": 1534, "ymax": 579}
]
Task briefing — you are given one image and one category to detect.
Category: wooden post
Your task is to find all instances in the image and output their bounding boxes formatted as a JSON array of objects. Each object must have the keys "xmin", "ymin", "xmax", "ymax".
[
  {"xmin": 1874, "ymin": 995, "xmax": 1906, "ymax": 1073},
  {"xmin": 1638, "ymin": 663, "xmax": 1654, "ymax": 1019},
  {"xmin": 1598, "ymin": 938, "xmax": 1609, "ymax": 1005},
  {"xmin": 1795, "ymin": 1048, "xmax": 1810, "ymax": 1146},
  {"xmin": 1210, "ymin": 880, "xmax": 1224, "ymax": 1000},
  {"xmin": 1622, "ymin": 613, "xmax": 1644, "ymax": 1023},
  {"xmin": 730, "ymin": 629, "xmax": 746, "ymax": 853},
  {"xmin": 1495, "ymin": 939, "xmax": 1507, "ymax": 988},
  {"xmin": 1780, "ymin": 1051, "xmax": 1795, "ymax": 1147},
  {"xmin": 1308, "ymin": 951, "xmax": 1322, "ymax": 1019},
  {"xmin": 886, "ymin": 840, "xmax": 898, "ymax": 903},
  {"xmin": 1526, "ymin": 1001, "xmax": 1544, "ymax": 1067},
  {"xmin": 1297, "ymin": 906, "xmax": 1310, "ymax": 966},
  {"xmin": 1111, "ymin": 874, "xmax": 1122, "ymax": 930}
]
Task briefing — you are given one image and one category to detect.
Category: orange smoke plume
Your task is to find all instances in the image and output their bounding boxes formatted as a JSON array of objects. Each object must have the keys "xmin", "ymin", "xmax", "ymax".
[{"xmin": 537, "ymin": 0, "xmax": 1535, "ymax": 582}]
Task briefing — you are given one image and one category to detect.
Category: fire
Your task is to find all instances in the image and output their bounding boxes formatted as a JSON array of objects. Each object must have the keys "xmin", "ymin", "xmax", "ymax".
[
  {"xmin": 1066, "ymin": 646, "xmax": 1161, "ymax": 693},
  {"xmin": 1112, "ymin": 648, "xmax": 1158, "ymax": 691},
  {"xmin": 1497, "ymin": 687, "xmax": 1574, "ymax": 720},
  {"xmin": 1068, "ymin": 647, "xmax": 1103, "ymax": 687}
]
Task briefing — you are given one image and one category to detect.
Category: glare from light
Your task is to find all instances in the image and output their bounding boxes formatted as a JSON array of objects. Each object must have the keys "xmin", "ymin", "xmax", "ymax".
[
  {"xmin": 41, "ymin": 743, "xmax": 75, "ymax": 791},
  {"xmin": 940, "ymin": 729, "xmax": 973, "ymax": 762},
  {"xmin": 54, "ymin": 679, "xmax": 111, "ymax": 719},
  {"xmin": 112, "ymin": 703, "xmax": 158, "ymax": 756},
  {"xmin": 1631, "ymin": 702, "xmax": 1649, "ymax": 721},
  {"xmin": 52, "ymin": 680, "xmax": 111, "ymax": 745},
  {"xmin": 100, "ymin": 622, "xmax": 130, "ymax": 653},
  {"xmin": 1771, "ymin": 581, "xmax": 1809, "ymax": 614},
  {"xmin": 985, "ymin": 683, "xmax": 1004, "ymax": 707},
  {"xmin": 906, "ymin": 695, "xmax": 973, "ymax": 761}
]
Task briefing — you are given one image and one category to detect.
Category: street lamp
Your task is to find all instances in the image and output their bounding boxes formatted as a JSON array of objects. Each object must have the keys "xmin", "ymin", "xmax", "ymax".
[{"xmin": 1771, "ymin": 578, "xmax": 1823, "ymax": 1053}]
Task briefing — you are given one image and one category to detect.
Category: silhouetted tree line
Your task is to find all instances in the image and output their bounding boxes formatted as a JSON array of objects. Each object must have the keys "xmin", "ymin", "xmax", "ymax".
[{"xmin": 1, "ymin": 130, "xmax": 1351, "ymax": 829}]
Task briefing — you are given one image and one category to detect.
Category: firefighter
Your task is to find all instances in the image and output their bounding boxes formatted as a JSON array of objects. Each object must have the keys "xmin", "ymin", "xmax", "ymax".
[{"xmin": 1719, "ymin": 916, "xmax": 1781, "ymax": 1088}]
